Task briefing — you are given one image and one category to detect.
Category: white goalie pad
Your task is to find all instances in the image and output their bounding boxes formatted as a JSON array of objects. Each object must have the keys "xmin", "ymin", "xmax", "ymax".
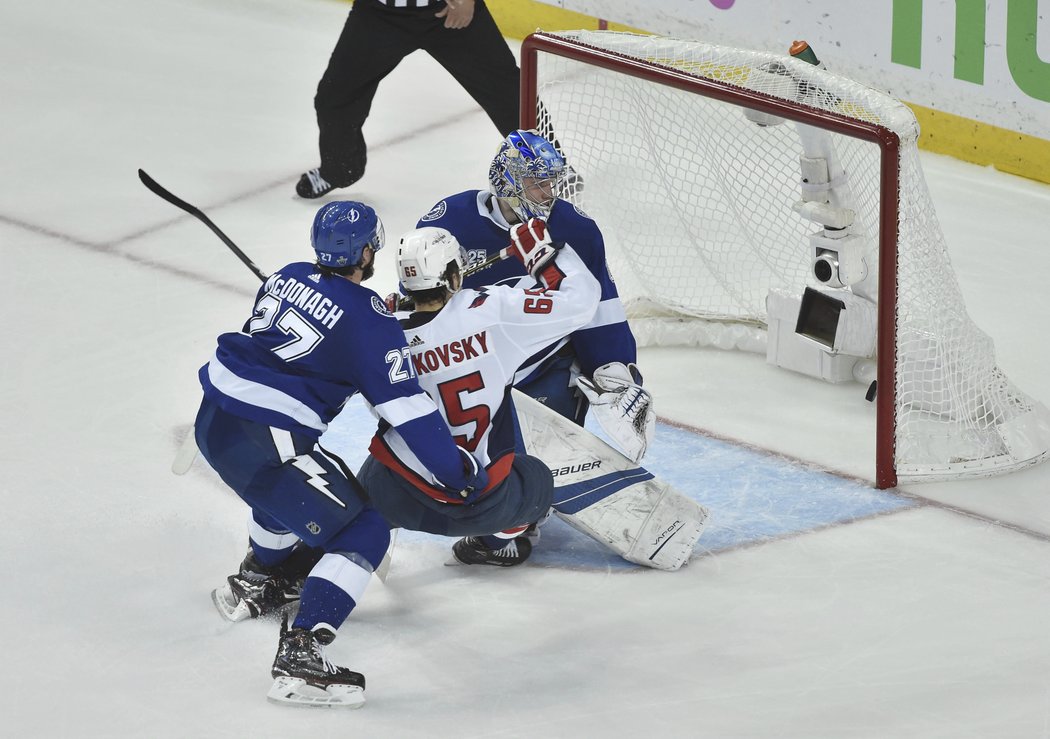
[{"xmin": 513, "ymin": 390, "xmax": 708, "ymax": 571}]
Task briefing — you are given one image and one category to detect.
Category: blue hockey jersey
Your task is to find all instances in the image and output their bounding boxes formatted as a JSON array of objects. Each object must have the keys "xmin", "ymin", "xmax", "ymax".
[
  {"xmin": 199, "ymin": 262, "xmax": 469, "ymax": 490},
  {"xmin": 417, "ymin": 191, "xmax": 637, "ymax": 377}
]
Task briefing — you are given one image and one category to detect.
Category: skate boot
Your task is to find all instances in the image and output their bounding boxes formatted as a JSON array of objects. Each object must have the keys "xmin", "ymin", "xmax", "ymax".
[
  {"xmin": 211, "ymin": 545, "xmax": 323, "ymax": 622},
  {"xmin": 449, "ymin": 535, "xmax": 533, "ymax": 567},
  {"xmin": 268, "ymin": 616, "xmax": 365, "ymax": 708}
]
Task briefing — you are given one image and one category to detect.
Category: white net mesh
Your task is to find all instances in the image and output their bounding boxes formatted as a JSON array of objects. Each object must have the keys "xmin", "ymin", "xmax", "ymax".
[{"xmin": 531, "ymin": 30, "xmax": 1050, "ymax": 482}]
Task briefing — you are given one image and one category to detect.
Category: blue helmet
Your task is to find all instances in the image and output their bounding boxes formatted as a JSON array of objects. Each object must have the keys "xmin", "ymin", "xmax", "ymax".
[
  {"xmin": 488, "ymin": 129, "xmax": 566, "ymax": 220},
  {"xmin": 310, "ymin": 201, "xmax": 385, "ymax": 269}
]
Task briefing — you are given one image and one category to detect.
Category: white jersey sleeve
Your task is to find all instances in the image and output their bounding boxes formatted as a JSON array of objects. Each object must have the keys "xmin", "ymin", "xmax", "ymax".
[{"xmin": 484, "ymin": 244, "xmax": 601, "ymax": 370}]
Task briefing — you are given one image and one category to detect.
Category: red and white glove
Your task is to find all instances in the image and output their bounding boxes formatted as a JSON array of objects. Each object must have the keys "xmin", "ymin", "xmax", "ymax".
[
  {"xmin": 383, "ymin": 292, "xmax": 414, "ymax": 313},
  {"xmin": 508, "ymin": 218, "xmax": 558, "ymax": 279}
]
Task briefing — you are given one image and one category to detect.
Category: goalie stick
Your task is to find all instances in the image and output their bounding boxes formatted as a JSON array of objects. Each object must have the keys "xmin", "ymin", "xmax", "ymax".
[{"xmin": 137, "ymin": 169, "xmax": 267, "ymax": 283}]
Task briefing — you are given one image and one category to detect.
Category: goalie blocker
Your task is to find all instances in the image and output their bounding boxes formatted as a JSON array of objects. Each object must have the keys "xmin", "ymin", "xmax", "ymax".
[{"xmin": 513, "ymin": 390, "xmax": 707, "ymax": 570}]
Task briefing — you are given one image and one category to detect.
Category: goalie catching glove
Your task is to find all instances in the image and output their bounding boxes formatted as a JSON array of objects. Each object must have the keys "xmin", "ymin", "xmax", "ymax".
[
  {"xmin": 508, "ymin": 218, "xmax": 559, "ymax": 279},
  {"xmin": 576, "ymin": 362, "xmax": 655, "ymax": 463}
]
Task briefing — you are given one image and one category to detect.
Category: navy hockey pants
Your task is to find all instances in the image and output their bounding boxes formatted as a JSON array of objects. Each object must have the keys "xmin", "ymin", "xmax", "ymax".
[
  {"xmin": 357, "ymin": 453, "xmax": 553, "ymax": 538},
  {"xmin": 194, "ymin": 397, "xmax": 373, "ymax": 550}
]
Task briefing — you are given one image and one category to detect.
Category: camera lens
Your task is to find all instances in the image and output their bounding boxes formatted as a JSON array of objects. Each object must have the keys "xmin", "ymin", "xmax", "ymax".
[{"xmin": 813, "ymin": 255, "xmax": 837, "ymax": 283}]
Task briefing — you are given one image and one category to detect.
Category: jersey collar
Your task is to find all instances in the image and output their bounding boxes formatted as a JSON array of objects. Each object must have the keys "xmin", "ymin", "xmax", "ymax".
[{"xmin": 477, "ymin": 191, "xmax": 514, "ymax": 231}]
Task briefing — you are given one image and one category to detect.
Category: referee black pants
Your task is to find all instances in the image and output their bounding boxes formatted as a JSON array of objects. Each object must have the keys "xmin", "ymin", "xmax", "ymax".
[{"xmin": 314, "ymin": 0, "xmax": 521, "ymax": 184}]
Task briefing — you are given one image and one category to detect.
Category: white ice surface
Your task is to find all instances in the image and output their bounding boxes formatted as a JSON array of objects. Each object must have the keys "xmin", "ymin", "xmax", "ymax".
[{"xmin": 3, "ymin": 0, "xmax": 1050, "ymax": 736}]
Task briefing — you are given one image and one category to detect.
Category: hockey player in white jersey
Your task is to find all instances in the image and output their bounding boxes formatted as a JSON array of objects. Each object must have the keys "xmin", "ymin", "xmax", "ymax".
[
  {"xmin": 358, "ymin": 220, "xmax": 602, "ymax": 565},
  {"xmin": 362, "ymin": 223, "xmax": 709, "ymax": 570}
]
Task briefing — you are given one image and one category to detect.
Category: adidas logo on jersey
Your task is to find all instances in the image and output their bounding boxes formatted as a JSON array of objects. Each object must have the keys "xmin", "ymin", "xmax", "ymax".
[
  {"xmin": 308, "ymin": 273, "xmax": 321, "ymax": 283},
  {"xmin": 409, "ymin": 335, "xmax": 424, "ymax": 347}
]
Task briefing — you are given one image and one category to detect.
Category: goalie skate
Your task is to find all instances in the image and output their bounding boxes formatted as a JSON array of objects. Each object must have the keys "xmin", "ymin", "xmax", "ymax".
[{"xmin": 267, "ymin": 617, "xmax": 365, "ymax": 709}]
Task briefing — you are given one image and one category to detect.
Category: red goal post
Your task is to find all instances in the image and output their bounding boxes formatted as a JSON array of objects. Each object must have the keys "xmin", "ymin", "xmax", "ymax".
[{"xmin": 518, "ymin": 30, "xmax": 1050, "ymax": 488}]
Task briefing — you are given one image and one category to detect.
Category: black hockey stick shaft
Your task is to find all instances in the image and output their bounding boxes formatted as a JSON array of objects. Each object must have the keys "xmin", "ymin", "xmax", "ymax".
[{"xmin": 137, "ymin": 169, "xmax": 267, "ymax": 282}]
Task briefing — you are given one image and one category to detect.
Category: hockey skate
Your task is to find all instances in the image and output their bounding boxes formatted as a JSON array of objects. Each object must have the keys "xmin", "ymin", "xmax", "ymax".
[
  {"xmin": 448, "ymin": 535, "xmax": 533, "ymax": 567},
  {"xmin": 268, "ymin": 616, "xmax": 365, "ymax": 708},
  {"xmin": 211, "ymin": 545, "xmax": 323, "ymax": 622}
]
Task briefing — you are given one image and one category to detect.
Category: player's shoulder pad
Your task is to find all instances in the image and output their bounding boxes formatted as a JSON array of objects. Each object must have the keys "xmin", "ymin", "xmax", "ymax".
[
  {"xmin": 417, "ymin": 190, "xmax": 482, "ymax": 225},
  {"xmin": 344, "ymin": 283, "xmax": 397, "ymax": 320},
  {"xmin": 549, "ymin": 200, "xmax": 603, "ymax": 252},
  {"xmin": 551, "ymin": 197, "xmax": 594, "ymax": 223},
  {"xmin": 462, "ymin": 287, "xmax": 492, "ymax": 310}
]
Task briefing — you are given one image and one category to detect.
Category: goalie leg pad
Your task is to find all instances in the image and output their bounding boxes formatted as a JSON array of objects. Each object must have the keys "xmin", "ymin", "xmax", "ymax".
[
  {"xmin": 555, "ymin": 476, "xmax": 708, "ymax": 571},
  {"xmin": 514, "ymin": 388, "xmax": 708, "ymax": 570}
]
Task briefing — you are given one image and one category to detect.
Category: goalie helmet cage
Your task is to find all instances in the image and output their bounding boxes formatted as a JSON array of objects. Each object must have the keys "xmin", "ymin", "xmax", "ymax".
[{"xmin": 519, "ymin": 30, "xmax": 1050, "ymax": 489}]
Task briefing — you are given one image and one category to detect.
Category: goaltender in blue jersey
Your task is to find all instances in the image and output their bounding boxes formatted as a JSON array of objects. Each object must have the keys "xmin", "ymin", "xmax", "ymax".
[
  {"xmin": 416, "ymin": 129, "xmax": 656, "ymax": 463},
  {"xmin": 194, "ymin": 201, "xmax": 486, "ymax": 709}
]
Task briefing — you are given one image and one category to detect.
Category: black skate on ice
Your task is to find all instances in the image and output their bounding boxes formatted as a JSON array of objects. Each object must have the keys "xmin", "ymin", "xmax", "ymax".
[
  {"xmin": 448, "ymin": 535, "xmax": 533, "ymax": 567},
  {"xmin": 268, "ymin": 616, "xmax": 365, "ymax": 708},
  {"xmin": 211, "ymin": 545, "xmax": 323, "ymax": 622}
]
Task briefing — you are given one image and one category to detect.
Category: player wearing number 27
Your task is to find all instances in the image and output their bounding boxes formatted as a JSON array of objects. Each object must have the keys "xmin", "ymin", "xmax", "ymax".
[
  {"xmin": 417, "ymin": 129, "xmax": 655, "ymax": 465},
  {"xmin": 193, "ymin": 201, "xmax": 486, "ymax": 708},
  {"xmin": 358, "ymin": 220, "xmax": 602, "ymax": 564}
]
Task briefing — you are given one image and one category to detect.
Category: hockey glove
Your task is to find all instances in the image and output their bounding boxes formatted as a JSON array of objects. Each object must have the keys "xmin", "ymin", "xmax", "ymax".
[
  {"xmin": 455, "ymin": 446, "xmax": 489, "ymax": 504},
  {"xmin": 507, "ymin": 218, "xmax": 558, "ymax": 279},
  {"xmin": 575, "ymin": 362, "xmax": 655, "ymax": 463},
  {"xmin": 383, "ymin": 292, "xmax": 415, "ymax": 313}
]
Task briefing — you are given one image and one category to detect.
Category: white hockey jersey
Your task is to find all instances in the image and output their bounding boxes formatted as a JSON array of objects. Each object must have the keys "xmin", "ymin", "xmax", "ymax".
[{"xmin": 368, "ymin": 246, "xmax": 601, "ymax": 503}]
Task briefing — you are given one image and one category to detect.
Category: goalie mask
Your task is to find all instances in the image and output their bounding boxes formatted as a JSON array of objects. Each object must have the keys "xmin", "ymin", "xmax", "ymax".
[
  {"xmin": 311, "ymin": 200, "xmax": 385, "ymax": 269},
  {"xmin": 488, "ymin": 129, "xmax": 566, "ymax": 221},
  {"xmin": 397, "ymin": 227, "xmax": 467, "ymax": 292}
]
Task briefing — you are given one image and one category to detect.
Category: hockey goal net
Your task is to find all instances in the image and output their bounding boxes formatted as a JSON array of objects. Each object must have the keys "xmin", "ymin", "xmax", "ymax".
[{"xmin": 521, "ymin": 30, "xmax": 1050, "ymax": 488}]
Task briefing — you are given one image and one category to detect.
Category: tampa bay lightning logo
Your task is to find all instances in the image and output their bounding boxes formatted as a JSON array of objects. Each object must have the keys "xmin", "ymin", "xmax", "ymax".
[
  {"xmin": 371, "ymin": 295, "xmax": 393, "ymax": 317},
  {"xmin": 346, "ymin": 208, "xmax": 361, "ymax": 223},
  {"xmin": 420, "ymin": 201, "xmax": 447, "ymax": 222}
]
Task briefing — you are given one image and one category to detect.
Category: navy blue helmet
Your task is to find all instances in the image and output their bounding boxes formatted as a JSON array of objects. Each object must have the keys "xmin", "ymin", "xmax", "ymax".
[
  {"xmin": 311, "ymin": 201, "xmax": 385, "ymax": 269},
  {"xmin": 488, "ymin": 129, "xmax": 566, "ymax": 220}
]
